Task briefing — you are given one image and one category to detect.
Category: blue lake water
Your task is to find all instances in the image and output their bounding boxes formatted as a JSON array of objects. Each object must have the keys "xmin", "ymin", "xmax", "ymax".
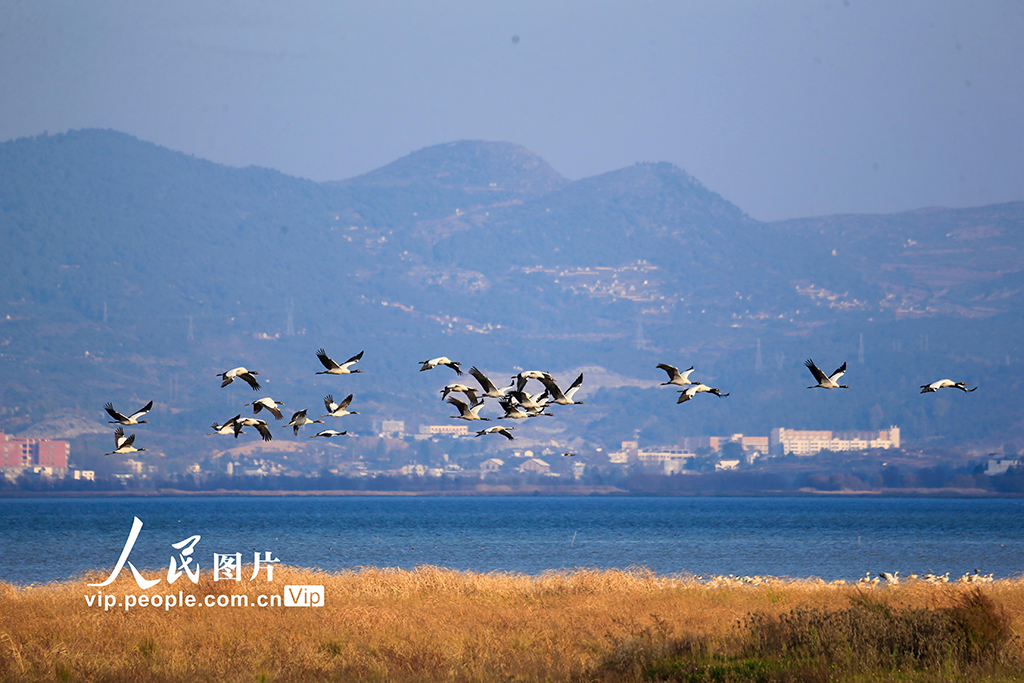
[{"xmin": 1, "ymin": 495, "xmax": 1022, "ymax": 584}]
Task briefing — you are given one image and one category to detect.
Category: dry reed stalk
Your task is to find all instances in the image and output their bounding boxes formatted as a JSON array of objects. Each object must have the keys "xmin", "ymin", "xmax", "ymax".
[{"xmin": 0, "ymin": 568, "xmax": 1022, "ymax": 682}]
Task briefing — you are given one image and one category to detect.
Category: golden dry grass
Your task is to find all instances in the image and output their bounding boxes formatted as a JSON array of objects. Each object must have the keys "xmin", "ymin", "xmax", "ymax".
[{"xmin": 2, "ymin": 567, "xmax": 1024, "ymax": 682}]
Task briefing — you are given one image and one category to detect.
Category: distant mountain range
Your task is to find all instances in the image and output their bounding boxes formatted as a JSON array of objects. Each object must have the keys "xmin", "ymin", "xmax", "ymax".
[{"xmin": 1, "ymin": 129, "xmax": 1022, "ymax": 463}]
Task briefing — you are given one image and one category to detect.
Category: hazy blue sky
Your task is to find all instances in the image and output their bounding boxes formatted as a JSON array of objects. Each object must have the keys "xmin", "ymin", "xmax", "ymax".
[{"xmin": 1, "ymin": 1, "xmax": 1022, "ymax": 221}]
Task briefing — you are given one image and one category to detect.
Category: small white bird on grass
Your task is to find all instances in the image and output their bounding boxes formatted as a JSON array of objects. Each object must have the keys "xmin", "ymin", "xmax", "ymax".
[
  {"xmin": 879, "ymin": 571, "xmax": 899, "ymax": 585},
  {"xmin": 104, "ymin": 400, "xmax": 153, "ymax": 426},
  {"xmin": 218, "ymin": 366, "xmax": 262, "ymax": 391},
  {"xmin": 920, "ymin": 379, "xmax": 976, "ymax": 393}
]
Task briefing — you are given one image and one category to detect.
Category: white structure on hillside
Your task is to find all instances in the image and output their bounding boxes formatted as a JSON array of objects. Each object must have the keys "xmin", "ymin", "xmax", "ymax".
[
  {"xmin": 480, "ymin": 458, "xmax": 504, "ymax": 476},
  {"xmin": 986, "ymin": 458, "xmax": 1022, "ymax": 476},
  {"xmin": 418, "ymin": 425, "xmax": 469, "ymax": 437},
  {"xmin": 518, "ymin": 458, "xmax": 550, "ymax": 474},
  {"xmin": 375, "ymin": 420, "xmax": 405, "ymax": 437},
  {"xmin": 770, "ymin": 427, "xmax": 900, "ymax": 456}
]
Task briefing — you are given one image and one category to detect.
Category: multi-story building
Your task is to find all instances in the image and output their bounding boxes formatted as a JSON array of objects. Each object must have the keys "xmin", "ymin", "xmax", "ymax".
[
  {"xmin": 637, "ymin": 447, "xmax": 694, "ymax": 474},
  {"xmin": 374, "ymin": 420, "xmax": 406, "ymax": 437},
  {"xmin": 1, "ymin": 430, "xmax": 70, "ymax": 472},
  {"xmin": 770, "ymin": 426, "xmax": 900, "ymax": 456},
  {"xmin": 419, "ymin": 425, "xmax": 469, "ymax": 437},
  {"xmin": 678, "ymin": 434, "xmax": 769, "ymax": 455}
]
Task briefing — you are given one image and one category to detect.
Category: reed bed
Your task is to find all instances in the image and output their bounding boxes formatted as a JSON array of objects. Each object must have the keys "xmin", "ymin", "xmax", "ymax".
[{"xmin": 2, "ymin": 566, "xmax": 1024, "ymax": 682}]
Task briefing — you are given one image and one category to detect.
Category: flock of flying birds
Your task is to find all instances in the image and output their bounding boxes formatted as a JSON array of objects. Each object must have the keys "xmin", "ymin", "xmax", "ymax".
[{"xmin": 100, "ymin": 350, "xmax": 977, "ymax": 457}]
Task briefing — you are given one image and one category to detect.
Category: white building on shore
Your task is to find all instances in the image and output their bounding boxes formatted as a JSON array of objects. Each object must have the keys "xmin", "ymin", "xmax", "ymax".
[{"xmin": 770, "ymin": 426, "xmax": 900, "ymax": 456}]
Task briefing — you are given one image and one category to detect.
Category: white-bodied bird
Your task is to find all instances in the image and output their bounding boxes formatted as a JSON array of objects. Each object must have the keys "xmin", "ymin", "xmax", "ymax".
[
  {"xmin": 677, "ymin": 383, "xmax": 729, "ymax": 404},
  {"xmin": 309, "ymin": 429, "xmax": 349, "ymax": 438},
  {"xmin": 440, "ymin": 383, "xmax": 480, "ymax": 404},
  {"xmin": 468, "ymin": 366, "xmax": 516, "ymax": 399},
  {"xmin": 286, "ymin": 409, "xmax": 324, "ymax": 436},
  {"xmin": 475, "ymin": 425, "xmax": 515, "ymax": 440},
  {"xmin": 218, "ymin": 366, "xmax": 262, "ymax": 391},
  {"xmin": 104, "ymin": 400, "xmax": 153, "ymax": 426},
  {"xmin": 236, "ymin": 417, "xmax": 274, "ymax": 442},
  {"xmin": 244, "ymin": 397, "xmax": 285, "ymax": 420},
  {"xmin": 321, "ymin": 394, "xmax": 358, "ymax": 418},
  {"xmin": 446, "ymin": 396, "xmax": 489, "ymax": 421},
  {"xmin": 316, "ymin": 349, "xmax": 364, "ymax": 375},
  {"xmin": 105, "ymin": 427, "xmax": 147, "ymax": 455},
  {"xmin": 920, "ymin": 379, "xmax": 976, "ymax": 393},
  {"xmin": 656, "ymin": 364, "xmax": 699, "ymax": 386},
  {"xmin": 207, "ymin": 415, "xmax": 243, "ymax": 438},
  {"xmin": 804, "ymin": 359, "xmax": 849, "ymax": 389},
  {"xmin": 539, "ymin": 373, "xmax": 584, "ymax": 405},
  {"xmin": 420, "ymin": 357, "xmax": 463, "ymax": 374}
]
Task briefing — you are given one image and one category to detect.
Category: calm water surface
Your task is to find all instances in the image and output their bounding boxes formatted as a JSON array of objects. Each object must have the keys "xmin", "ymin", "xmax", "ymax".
[{"xmin": 1, "ymin": 496, "xmax": 1022, "ymax": 584}]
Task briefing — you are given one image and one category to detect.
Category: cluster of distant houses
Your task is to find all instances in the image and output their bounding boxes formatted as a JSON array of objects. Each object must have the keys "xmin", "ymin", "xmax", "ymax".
[{"xmin": 4, "ymin": 423, "xmax": 1021, "ymax": 485}]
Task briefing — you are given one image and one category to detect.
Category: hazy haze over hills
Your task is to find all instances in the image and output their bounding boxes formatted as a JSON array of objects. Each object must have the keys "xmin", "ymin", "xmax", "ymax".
[{"xmin": 1, "ymin": 130, "xmax": 1023, "ymax": 464}]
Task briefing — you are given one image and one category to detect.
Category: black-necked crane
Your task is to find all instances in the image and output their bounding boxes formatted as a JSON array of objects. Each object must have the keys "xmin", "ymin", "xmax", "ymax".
[
  {"xmin": 316, "ymin": 349, "xmax": 364, "ymax": 375},
  {"xmin": 105, "ymin": 427, "xmax": 147, "ymax": 455},
  {"xmin": 309, "ymin": 429, "xmax": 349, "ymax": 438},
  {"xmin": 511, "ymin": 392, "xmax": 555, "ymax": 417},
  {"xmin": 676, "ymin": 383, "xmax": 729, "ymax": 404},
  {"xmin": 446, "ymin": 396, "xmax": 489, "ymax": 421},
  {"xmin": 286, "ymin": 409, "xmax": 324, "ymax": 436},
  {"xmin": 468, "ymin": 366, "xmax": 516, "ymax": 399},
  {"xmin": 218, "ymin": 366, "xmax": 262, "ymax": 391},
  {"xmin": 237, "ymin": 417, "xmax": 274, "ymax": 442},
  {"xmin": 420, "ymin": 357, "xmax": 463, "ymax": 374},
  {"xmin": 497, "ymin": 398, "xmax": 531, "ymax": 420},
  {"xmin": 322, "ymin": 394, "xmax": 359, "ymax": 418},
  {"xmin": 656, "ymin": 364, "xmax": 699, "ymax": 386},
  {"xmin": 245, "ymin": 397, "xmax": 285, "ymax": 420},
  {"xmin": 440, "ymin": 384, "xmax": 480, "ymax": 404},
  {"xmin": 507, "ymin": 389, "xmax": 550, "ymax": 412},
  {"xmin": 475, "ymin": 425, "xmax": 515, "ymax": 440},
  {"xmin": 539, "ymin": 373, "xmax": 584, "ymax": 405},
  {"xmin": 513, "ymin": 370, "xmax": 552, "ymax": 392},
  {"xmin": 207, "ymin": 415, "xmax": 243, "ymax": 438},
  {"xmin": 804, "ymin": 359, "xmax": 849, "ymax": 389},
  {"xmin": 920, "ymin": 379, "xmax": 976, "ymax": 393},
  {"xmin": 104, "ymin": 400, "xmax": 153, "ymax": 426}
]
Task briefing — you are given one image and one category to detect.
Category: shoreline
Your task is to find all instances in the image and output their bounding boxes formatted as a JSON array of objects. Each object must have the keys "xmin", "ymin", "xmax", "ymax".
[{"xmin": 0, "ymin": 485, "xmax": 1016, "ymax": 498}]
